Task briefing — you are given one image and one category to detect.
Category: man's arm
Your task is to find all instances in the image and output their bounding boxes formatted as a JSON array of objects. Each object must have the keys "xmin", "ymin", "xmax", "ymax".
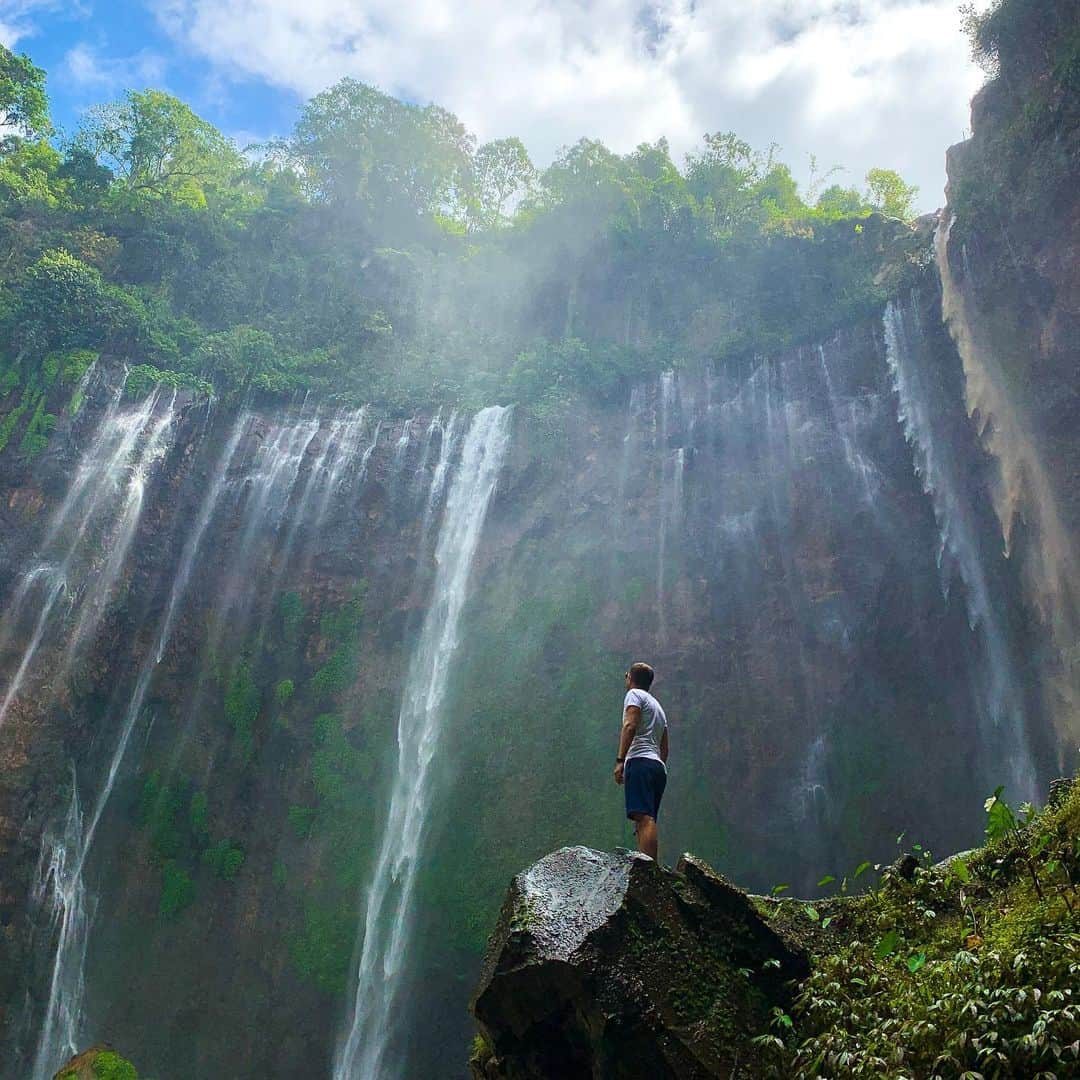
[
  {"xmin": 660, "ymin": 726, "xmax": 669, "ymax": 764},
  {"xmin": 613, "ymin": 705, "xmax": 641, "ymax": 785}
]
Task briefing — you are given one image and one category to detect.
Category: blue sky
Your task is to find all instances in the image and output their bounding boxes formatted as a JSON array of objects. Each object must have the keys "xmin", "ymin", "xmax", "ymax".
[
  {"xmin": 2, "ymin": 0, "xmax": 989, "ymax": 209},
  {"xmin": 1, "ymin": 1, "xmax": 303, "ymax": 147}
]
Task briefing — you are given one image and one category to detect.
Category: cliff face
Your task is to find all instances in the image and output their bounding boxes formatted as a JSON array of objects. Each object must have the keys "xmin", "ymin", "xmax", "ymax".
[
  {"xmin": 1, "ymin": 13, "xmax": 1077, "ymax": 1064},
  {"xmin": 0, "ymin": 265, "xmax": 1059, "ymax": 1076},
  {"xmin": 938, "ymin": 0, "xmax": 1080, "ymax": 751}
]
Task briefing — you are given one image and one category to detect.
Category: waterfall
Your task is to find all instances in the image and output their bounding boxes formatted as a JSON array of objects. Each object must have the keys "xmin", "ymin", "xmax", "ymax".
[
  {"xmin": 59, "ymin": 392, "xmax": 178, "ymax": 668},
  {"xmin": 420, "ymin": 410, "xmax": 460, "ymax": 535},
  {"xmin": 30, "ymin": 413, "xmax": 249, "ymax": 1080},
  {"xmin": 817, "ymin": 343, "xmax": 877, "ymax": 502},
  {"xmin": 656, "ymin": 372, "xmax": 681, "ymax": 641},
  {"xmin": 333, "ymin": 405, "xmax": 512, "ymax": 1080},
  {"xmin": 0, "ymin": 390, "xmax": 175, "ymax": 728},
  {"xmin": 884, "ymin": 296, "xmax": 1035, "ymax": 799},
  {"xmin": 387, "ymin": 417, "xmax": 415, "ymax": 492},
  {"xmin": 936, "ymin": 217, "xmax": 1080, "ymax": 747},
  {"xmin": 30, "ymin": 774, "xmax": 89, "ymax": 1077}
]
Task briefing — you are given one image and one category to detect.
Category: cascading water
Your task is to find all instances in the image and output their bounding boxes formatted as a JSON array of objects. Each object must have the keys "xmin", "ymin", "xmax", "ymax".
[
  {"xmin": 0, "ymin": 388, "xmax": 176, "ymax": 728},
  {"xmin": 884, "ymin": 296, "xmax": 1036, "ymax": 799},
  {"xmin": 30, "ymin": 411, "xmax": 250, "ymax": 1080},
  {"xmin": 817, "ymin": 343, "xmax": 877, "ymax": 503},
  {"xmin": 655, "ymin": 372, "xmax": 682, "ymax": 642},
  {"xmin": 333, "ymin": 405, "xmax": 511, "ymax": 1080}
]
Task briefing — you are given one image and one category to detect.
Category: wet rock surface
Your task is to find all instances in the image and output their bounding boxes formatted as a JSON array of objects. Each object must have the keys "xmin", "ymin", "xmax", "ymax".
[{"xmin": 470, "ymin": 846, "xmax": 808, "ymax": 1079}]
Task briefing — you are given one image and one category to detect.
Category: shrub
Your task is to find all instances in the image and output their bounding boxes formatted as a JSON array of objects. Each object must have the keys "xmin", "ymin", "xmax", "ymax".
[
  {"xmin": 159, "ymin": 861, "xmax": 194, "ymax": 917},
  {"xmin": 202, "ymin": 839, "xmax": 245, "ymax": 881},
  {"xmin": 275, "ymin": 678, "xmax": 295, "ymax": 707},
  {"xmin": 91, "ymin": 1050, "xmax": 138, "ymax": 1080}
]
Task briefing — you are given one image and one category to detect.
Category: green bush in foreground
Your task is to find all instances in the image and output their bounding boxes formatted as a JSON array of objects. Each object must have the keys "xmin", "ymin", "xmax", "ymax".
[
  {"xmin": 92, "ymin": 1049, "xmax": 138, "ymax": 1080},
  {"xmin": 756, "ymin": 778, "xmax": 1080, "ymax": 1078}
]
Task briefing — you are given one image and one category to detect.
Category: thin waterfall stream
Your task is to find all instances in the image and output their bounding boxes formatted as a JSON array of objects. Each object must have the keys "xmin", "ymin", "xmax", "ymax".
[{"xmin": 333, "ymin": 405, "xmax": 511, "ymax": 1080}]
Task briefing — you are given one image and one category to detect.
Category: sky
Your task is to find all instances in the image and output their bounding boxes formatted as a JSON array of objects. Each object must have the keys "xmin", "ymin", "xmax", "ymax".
[{"xmin": 0, "ymin": 0, "xmax": 989, "ymax": 211}]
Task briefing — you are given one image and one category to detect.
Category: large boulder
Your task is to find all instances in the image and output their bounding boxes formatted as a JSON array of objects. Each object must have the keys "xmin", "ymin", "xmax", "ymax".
[{"xmin": 470, "ymin": 847, "xmax": 808, "ymax": 1079}]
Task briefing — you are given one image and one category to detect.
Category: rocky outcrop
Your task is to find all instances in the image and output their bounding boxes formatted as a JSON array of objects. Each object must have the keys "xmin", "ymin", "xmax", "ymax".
[{"xmin": 470, "ymin": 847, "xmax": 807, "ymax": 1078}]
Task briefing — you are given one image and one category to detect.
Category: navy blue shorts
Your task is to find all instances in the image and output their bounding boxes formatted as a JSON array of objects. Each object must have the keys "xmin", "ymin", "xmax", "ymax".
[{"xmin": 624, "ymin": 757, "xmax": 667, "ymax": 820}]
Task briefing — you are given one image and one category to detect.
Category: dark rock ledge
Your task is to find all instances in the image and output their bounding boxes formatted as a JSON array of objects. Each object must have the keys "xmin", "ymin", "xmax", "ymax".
[{"xmin": 470, "ymin": 846, "xmax": 808, "ymax": 1079}]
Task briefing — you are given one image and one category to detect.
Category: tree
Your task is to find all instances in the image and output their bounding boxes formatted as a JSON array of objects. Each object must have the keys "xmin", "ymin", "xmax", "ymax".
[
  {"xmin": 288, "ymin": 79, "xmax": 474, "ymax": 235},
  {"xmin": 539, "ymin": 138, "xmax": 627, "ymax": 210},
  {"xmin": 470, "ymin": 137, "xmax": 535, "ymax": 229},
  {"xmin": 864, "ymin": 168, "xmax": 919, "ymax": 221},
  {"xmin": 4, "ymin": 250, "xmax": 108, "ymax": 359},
  {"xmin": 74, "ymin": 90, "xmax": 243, "ymax": 204},
  {"xmin": 816, "ymin": 184, "xmax": 868, "ymax": 217},
  {"xmin": 0, "ymin": 45, "xmax": 51, "ymax": 139},
  {"xmin": 684, "ymin": 132, "xmax": 777, "ymax": 236}
]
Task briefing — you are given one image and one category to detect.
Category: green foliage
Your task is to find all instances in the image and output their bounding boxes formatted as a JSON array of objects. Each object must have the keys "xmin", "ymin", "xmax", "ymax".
[
  {"xmin": 74, "ymin": 89, "xmax": 244, "ymax": 205},
  {"xmin": 864, "ymin": 168, "xmax": 919, "ymax": 222},
  {"xmin": 309, "ymin": 589, "xmax": 366, "ymax": 699},
  {"xmin": 0, "ymin": 48, "xmax": 920, "ymax": 414},
  {"xmin": 91, "ymin": 1050, "xmax": 138, "ymax": 1080},
  {"xmin": 124, "ymin": 364, "xmax": 212, "ymax": 400},
  {"xmin": 137, "ymin": 770, "xmax": 185, "ymax": 862},
  {"xmin": 202, "ymin": 838, "xmax": 245, "ymax": 880},
  {"xmin": 287, "ymin": 78, "xmax": 473, "ymax": 237},
  {"xmin": 289, "ymin": 901, "xmax": 355, "ymax": 994},
  {"xmin": 18, "ymin": 391, "xmax": 55, "ymax": 457},
  {"xmin": 0, "ymin": 45, "xmax": 51, "ymax": 139},
  {"xmin": 311, "ymin": 713, "xmax": 374, "ymax": 802},
  {"xmin": 224, "ymin": 658, "xmax": 260, "ymax": 761},
  {"xmin": 309, "ymin": 643, "xmax": 358, "ymax": 698},
  {"xmin": 287, "ymin": 805, "xmax": 317, "ymax": 839},
  {"xmin": 274, "ymin": 678, "xmax": 295, "ymax": 707},
  {"xmin": 318, "ymin": 584, "xmax": 366, "ymax": 642},
  {"xmin": 759, "ymin": 779, "xmax": 1080, "ymax": 1077},
  {"xmin": 0, "ymin": 392, "xmax": 29, "ymax": 454},
  {"xmin": 159, "ymin": 860, "xmax": 195, "ymax": 917},
  {"xmin": 470, "ymin": 137, "xmax": 536, "ymax": 229}
]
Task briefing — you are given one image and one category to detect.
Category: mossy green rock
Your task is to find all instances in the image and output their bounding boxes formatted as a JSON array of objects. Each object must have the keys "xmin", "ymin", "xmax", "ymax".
[
  {"xmin": 53, "ymin": 1044, "xmax": 138, "ymax": 1080},
  {"xmin": 469, "ymin": 847, "xmax": 807, "ymax": 1078}
]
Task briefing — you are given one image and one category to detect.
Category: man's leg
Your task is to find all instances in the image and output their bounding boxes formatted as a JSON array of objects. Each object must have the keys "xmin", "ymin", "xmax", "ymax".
[{"xmin": 630, "ymin": 813, "xmax": 658, "ymax": 860}]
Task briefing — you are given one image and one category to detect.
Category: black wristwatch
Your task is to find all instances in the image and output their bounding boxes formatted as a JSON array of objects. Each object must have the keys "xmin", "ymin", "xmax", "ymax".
[{"xmin": 615, "ymin": 756, "xmax": 625, "ymax": 763}]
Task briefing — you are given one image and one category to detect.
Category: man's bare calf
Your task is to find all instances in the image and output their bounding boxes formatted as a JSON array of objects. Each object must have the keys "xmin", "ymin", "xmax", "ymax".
[{"xmin": 630, "ymin": 812, "xmax": 659, "ymax": 861}]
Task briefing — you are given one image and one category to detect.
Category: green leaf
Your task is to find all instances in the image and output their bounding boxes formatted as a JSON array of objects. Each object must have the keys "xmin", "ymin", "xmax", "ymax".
[
  {"xmin": 853, "ymin": 860, "xmax": 871, "ymax": 879},
  {"xmin": 803, "ymin": 904, "xmax": 819, "ymax": 921},
  {"xmin": 817, "ymin": 874, "xmax": 835, "ymax": 887},
  {"xmin": 907, "ymin": 951, "xmax": 927, "ymax": 973},
  {"xmin": 821, "ymin": 916, "xmax": 833, "ymax": 930},
  {"xmin": 875, "ymin": 929, "xmax": 900, "ymax": 960},
  {"xmin": 951, "ymin": 859, "xmax": 971, "ymax": 883},
  {"xmin": 771, "ymin": 883, "xmax": 789, "ymax": 896}
]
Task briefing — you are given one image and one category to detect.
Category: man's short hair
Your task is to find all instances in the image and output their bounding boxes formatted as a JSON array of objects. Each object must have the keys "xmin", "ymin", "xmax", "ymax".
[{"xmin": 628, "ymin": 662, "xmax": 655, "ymax": 689}]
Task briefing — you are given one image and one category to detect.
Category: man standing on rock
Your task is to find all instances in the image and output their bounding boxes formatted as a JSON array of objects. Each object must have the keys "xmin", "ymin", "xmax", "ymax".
[{"xmin": 614, "ymin": 662, "xmax": 669, "ymax": 861}]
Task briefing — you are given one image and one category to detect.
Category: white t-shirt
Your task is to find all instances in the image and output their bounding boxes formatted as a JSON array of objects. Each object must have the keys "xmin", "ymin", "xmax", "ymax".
[{"xmin": 623, "ymin": 688, "xmax": 667, "ymax": 767}]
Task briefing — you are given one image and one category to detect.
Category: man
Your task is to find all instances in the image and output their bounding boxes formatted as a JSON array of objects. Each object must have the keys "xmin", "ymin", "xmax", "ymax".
[{"xmin": 613, "ymin": 661, "xmax": 668, "ymax": 861}]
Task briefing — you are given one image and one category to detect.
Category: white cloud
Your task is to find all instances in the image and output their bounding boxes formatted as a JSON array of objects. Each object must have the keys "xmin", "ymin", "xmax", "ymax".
[
  {"xmin": 0, "ymin": 0, "xmax": 79, "ymax": 48},
  {"xmin": 62, "ymin": 42, "xmax": 168, "ymax": 93},
  {"xmin": 150, "ymin": 0, "xmax": 988, "ymax": 209}
]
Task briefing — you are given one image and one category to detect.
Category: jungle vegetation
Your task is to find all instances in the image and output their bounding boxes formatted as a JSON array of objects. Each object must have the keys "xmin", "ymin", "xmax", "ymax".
[{"xmin": 0, "ymin": 45, "xmax": 922, "ymax": 423}]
